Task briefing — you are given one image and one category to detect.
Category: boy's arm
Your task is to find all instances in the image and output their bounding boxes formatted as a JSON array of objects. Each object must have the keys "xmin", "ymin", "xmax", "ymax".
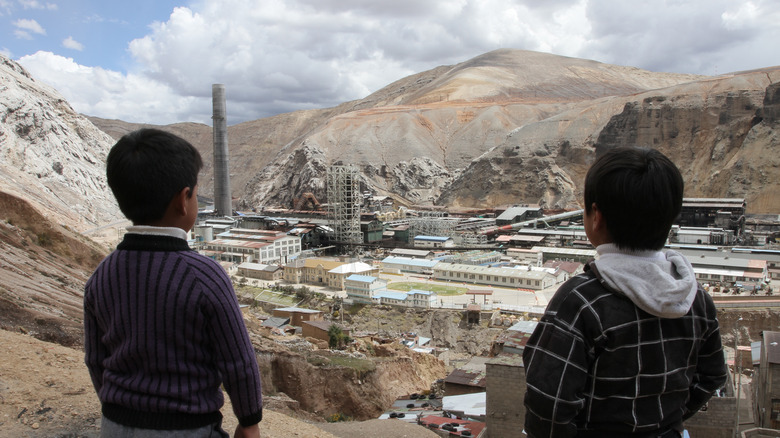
[
  {"xmin": 522, "ymin": 282, "xmax": 591, "ymax": 438},
  {"xmin": 83, "ymin": 282, "xmax": 107, "ymax": 394},
  {"xmin": 683, "ymin": 296, "xmax": 728, "ymax": 419},
  {"xmin": 202, "ymin": 263, "xmax": 263, "ymax": 427}
]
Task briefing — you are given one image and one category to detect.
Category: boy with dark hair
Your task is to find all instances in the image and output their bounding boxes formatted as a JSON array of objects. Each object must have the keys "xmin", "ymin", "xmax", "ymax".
[
  {"xmin": 523, "ymin": 147, "xmax": 727, "ymax": 438},
  {"xmin": 84, "ymin": 128, "xmax": 262, "ymax": 438}
]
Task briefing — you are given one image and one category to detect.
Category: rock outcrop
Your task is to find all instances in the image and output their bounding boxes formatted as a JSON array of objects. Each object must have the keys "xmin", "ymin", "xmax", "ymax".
[{"xmin": 0, "ymin": 55, "xmax": 121, "ymax": 231}]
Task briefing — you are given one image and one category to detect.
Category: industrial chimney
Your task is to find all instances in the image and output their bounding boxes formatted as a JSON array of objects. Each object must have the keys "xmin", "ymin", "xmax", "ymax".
[{"xmin": 212, "ymin": 84, "xmax": 231, "ymax": 217}]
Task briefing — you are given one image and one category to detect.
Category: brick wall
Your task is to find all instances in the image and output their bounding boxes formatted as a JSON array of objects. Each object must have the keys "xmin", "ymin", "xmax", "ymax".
[{"xmin": 486, "ymin": 356, "xmax": 526, "ymax": 438}]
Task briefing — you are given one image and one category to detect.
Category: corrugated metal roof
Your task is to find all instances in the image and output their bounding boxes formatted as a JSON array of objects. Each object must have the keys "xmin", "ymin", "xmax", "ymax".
[
  {"xmin": 274, "ymin": 307, "xmax": 322, "ymax": 314},
  {"xmin": 414, "ymin": 235, "xmax": 451, "ymax": 242},
  {"xmin": 346, "ymin": 274, "xmax": 378, "ymax": 282},
  {"xmin": 381, "ymin": 256, "xmax": 439, "ymax": 268},
  {"xmin": 374, "ymin": 291, "xmax": 408, "ymax": 301}
]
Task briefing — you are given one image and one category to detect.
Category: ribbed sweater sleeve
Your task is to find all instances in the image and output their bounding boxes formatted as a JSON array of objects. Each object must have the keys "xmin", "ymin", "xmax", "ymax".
[{"xmin": 84, "ymin": 234, "xmax": 262, "ymax": 429}]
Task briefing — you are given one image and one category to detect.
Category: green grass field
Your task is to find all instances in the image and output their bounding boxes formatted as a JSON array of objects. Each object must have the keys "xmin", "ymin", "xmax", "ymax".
[{"xmin": 387, "ymin": 281, "xmax": 468, "ymax": 296}]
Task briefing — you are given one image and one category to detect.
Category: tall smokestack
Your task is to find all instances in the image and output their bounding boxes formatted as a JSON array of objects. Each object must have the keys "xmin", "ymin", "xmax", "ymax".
[{"xmin": 212, "ymin": 84, "xmax": 231, "ymax": 217}]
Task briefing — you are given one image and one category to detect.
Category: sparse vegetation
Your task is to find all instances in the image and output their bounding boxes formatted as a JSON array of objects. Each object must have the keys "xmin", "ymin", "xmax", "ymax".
[
  {"xmin": 388, "ymin": 281, "xmax": 467, "ymax": 296},
  {"xmin": 327, "ymin": 355, "xmax": 375, "ymax": 373},
  {"xmin": 327, "ymin": 412, "xmax": 352, "ymax": 423}
]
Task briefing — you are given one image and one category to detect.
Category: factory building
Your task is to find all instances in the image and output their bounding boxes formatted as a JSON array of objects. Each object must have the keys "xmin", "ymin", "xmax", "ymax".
[
  {"xmin": 432, "ymin": 262, "xmax": 561, "ymax": 290},
  {"xmin": 200, "ymin": 229, "xmax": 301, "ymax": 265}
]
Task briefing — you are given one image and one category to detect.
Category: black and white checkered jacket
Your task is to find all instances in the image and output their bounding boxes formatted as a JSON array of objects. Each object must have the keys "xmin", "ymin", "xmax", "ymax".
[{"xmin": 523, "ymin": 261, "xmax": 727, "ymax": 438}]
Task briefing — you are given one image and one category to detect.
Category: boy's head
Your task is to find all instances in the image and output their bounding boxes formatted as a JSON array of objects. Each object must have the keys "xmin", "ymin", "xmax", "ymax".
[
  {"xmin": 584, "ymin": 146, "xmax": 683, "ymax": 251},
  {"xmin": 107, "ymin": 128, "xmax": 203, "ymax": 225}
]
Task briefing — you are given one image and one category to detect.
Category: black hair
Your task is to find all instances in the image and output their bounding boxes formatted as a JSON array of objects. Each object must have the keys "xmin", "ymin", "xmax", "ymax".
[
  {"xmin": 584, "ymin": 146, "xmax": 683, "ymax": 251},
  {"xmin": 106, "ymin": 128, "xmax": 203, "ymax": 224}
]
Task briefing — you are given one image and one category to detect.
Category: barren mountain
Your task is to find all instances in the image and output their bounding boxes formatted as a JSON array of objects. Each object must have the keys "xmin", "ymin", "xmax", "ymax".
[{"xmin": 88, "ymin": 49, "xmax": 780, "ymax": 213}]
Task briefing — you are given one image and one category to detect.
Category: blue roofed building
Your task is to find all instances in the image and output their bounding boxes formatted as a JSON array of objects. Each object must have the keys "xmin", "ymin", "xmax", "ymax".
[
  {"xmin": 373, "ymin": 290, "xmax": 410, "ymax": 306},
  {"xmin": 407, "ymin": 289, "xmax": 437, "ymax": 308},
  {"xmin": 413, "ymin": 235, "xmax": 455, "ymax": 248},
  {"xmin": 344, "ymin": 274, "xmax": 388, "ymax": 304}
]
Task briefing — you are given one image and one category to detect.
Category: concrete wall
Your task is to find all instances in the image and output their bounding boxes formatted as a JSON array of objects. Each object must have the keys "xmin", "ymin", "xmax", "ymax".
[
  {"xmin": 486, "ymin": 357, "xmax": 526, "ymax": 438},
  {"xmin": 684, "ymin": 396, "xmax": 736, "ymax": 438}
]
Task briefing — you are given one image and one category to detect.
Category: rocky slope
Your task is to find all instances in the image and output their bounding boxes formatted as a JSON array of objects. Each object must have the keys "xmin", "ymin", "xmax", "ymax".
[
  {"xmin": 0, "ymin": 55, "xmax": 122, "ymax": 232},
  {"xmin": 87, "ymin": 49, "xmax": 780, "ymax": 213},
  {"xmin": 0, "ymin": 191, "xmax": 106, "ymax": 348}
]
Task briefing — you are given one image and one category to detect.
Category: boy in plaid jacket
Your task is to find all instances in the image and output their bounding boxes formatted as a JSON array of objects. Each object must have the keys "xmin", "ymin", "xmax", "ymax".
[{"xmin": 523, "ymin": 147, "xmax": 727, "ymax": 438}]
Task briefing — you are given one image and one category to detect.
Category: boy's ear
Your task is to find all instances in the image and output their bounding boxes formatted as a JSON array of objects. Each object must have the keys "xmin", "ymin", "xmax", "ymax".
[
  {"xmin": 590, "ymin": 203, "xmax": 605, "ymax": 231},
  {"xmin": 173, "ymin": 187, "xmax": 191, "ymax": 216}
]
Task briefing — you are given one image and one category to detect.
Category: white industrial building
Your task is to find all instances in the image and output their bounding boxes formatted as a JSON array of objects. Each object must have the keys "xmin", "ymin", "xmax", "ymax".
[
  {"xmin": 200, "ymin": 229, "xmax": 301, "ymax": 264},
  {"xmin": 432, "ymin": 262, "xmax": 562, "ymax": 290}
]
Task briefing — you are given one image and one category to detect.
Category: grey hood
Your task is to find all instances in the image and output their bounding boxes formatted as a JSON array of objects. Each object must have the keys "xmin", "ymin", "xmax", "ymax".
[{"xmin": 593, "ymin": 244, "xmax": 698, "ymax": 318}]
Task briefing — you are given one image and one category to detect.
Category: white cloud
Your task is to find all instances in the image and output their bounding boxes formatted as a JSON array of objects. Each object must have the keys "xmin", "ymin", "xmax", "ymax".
[
  {"xmin": 0, "ymin": 47, "xmax": 12, "ymax": 58},
  {"xmin": 62, "ymin": 36, "xmax": 83, "ymax": 51},
  {"xmin": 582, "ymin": 0, "xmax": 779, "ymax": 75},
  {"xmin": 19, "ymin": 0, "xmax": 57, "ymax": 10},
  {"xmin": 18, "ymin": 51, "xmax": 198, "ymax": 124},
  {"xmin": 13, "ymin": 18, "xmax": 46, "ymax": 39}
]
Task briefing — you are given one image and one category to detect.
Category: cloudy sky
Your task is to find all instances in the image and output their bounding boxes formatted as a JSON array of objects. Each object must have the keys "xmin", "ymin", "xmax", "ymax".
[{"xmin": 2, "ymin": 0, "xmax": 778, "ymax": 125}]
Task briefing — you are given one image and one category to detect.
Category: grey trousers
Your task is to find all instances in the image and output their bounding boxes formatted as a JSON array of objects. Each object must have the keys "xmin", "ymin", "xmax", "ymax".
[{"xmin": 100, "ymin": 417, "xmax": 229, "ymax": 438}]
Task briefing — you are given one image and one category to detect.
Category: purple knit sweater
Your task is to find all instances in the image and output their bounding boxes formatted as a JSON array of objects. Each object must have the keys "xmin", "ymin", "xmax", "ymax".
[{"xmin": 84, "ymin": 233, "xmax": 262, "ymax": 430}]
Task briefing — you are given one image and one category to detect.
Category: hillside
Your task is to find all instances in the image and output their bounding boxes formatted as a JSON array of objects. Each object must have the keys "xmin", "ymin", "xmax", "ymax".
[
  {"xmin": 0, "ymin": 56, "xmax": 121, "ymax": 232},
  {"xmin": 0, "ymin": 191, "xmax": 106, "ymax": 347},
  {"xmin": 86, "ymin": 49, "xmax": 780, "ymax": 213}
]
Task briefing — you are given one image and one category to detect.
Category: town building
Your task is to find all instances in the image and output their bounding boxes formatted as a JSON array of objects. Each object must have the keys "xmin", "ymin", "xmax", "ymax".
[
  {"xmin": 301, "ymin": 320, "xmax": 349, "ymax": 343},
  {"xmin": 530, "ymin": 246, "xmax": 597, "ymax": 264},
  {"xmin": 200, "ymin": 229, "xmax": 302, "ymax": 264},
  {"xmin": 431, "ymin": 262, "xmax": 560, "ymax": 290},
  {"xmin": 491, "ymin": 321, "xmax": 538, "ymax": 356},
  {"xmin": 283, "ymin": 258, "xmax": 379, "ymax": 290},
  {"xmin": 495, "ymin": 234, "xmax": 546, "ymax": 248},
  {"xmin": 414, "ymin": 235, "xmax": 455, "ymax": 248},
  {"xmin": 344, "ymin": 274, "xmax": 388, "ymax": 304},
  {"xmin": 444, "ymin": 368, "xmax": 486, "ymax": 397},
  {"xmin": 237, "ymin": 262, "xmax": 283, "ymax": 281},
  {"xmin": 381, "ymin": 256, "xmax": 439, "ymax": 275},
  {"xmin": 367, "ymin": 289, "xmax": 438, "ymax": 309},
  {"xmin": 495, "ymin": 206, "xmax": 542, "ymax": 226},
  {"xmin": 687, "ymin": 254, "xmax": 769, "ymax": 287},
  {"xmin": 677, "ymin": 198, "xmax": 746, "ymax": 231},
  {"xmin": 505, "ymin": 248, "xmax": 543, "ymax": 265},
  {"xmin": 272, "ymin": 306, "xmax": 323, "ymax": 327},
  {"xmin": 485, "ymin": 355, "xmax": 525, "ymax": 438},
  {"xmin": 438, "ymin": 250, "xmax": 502, "ymax": 266},
  {"xmin": 388, "ymin": 248, "xmax": 435, "ymax": 259}
]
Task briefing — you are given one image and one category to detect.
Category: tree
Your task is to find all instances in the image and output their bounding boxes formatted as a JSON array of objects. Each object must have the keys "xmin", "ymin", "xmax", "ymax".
[{"xmin": 328, "ymin": 324, "xmax": 350, "ymax": 349}]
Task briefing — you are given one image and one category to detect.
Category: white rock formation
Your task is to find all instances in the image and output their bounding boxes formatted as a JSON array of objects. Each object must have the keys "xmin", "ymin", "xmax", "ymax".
[{"xmin": 0, "ymin": 55, "xmax": 122, "ymax": 232}]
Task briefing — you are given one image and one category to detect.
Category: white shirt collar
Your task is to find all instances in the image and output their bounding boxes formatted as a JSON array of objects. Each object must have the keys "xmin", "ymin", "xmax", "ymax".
[{"xmin": 126, "ymin": 225, "xmax": 188, "ymax": 241}]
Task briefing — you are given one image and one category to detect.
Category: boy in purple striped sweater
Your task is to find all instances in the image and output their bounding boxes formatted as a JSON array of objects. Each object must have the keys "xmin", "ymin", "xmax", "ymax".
[{"xmin": 84, "ymin": 128, "xmax": 262, "ymax": 438}]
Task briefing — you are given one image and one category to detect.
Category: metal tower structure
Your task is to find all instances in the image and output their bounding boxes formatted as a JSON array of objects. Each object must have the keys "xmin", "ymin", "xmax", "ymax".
[
  {"xmin": 409, "ymin": 211, "xmax": 455, "ymax": 238},
  {"xmin": 327, "ymin": 165, "xmax": 363, "ymax": 245}
]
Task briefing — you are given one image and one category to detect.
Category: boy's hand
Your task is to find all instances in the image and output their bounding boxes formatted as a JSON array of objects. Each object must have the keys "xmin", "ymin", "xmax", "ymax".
[{"xmin": 234, "ymin": 423, "xmax": 260, "ymax": 438}]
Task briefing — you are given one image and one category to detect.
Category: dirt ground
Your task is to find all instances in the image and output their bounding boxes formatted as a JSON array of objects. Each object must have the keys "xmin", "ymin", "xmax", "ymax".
[{"xmin": 0, "ymin": 328, "xmax": 442, "ymax": 437}]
